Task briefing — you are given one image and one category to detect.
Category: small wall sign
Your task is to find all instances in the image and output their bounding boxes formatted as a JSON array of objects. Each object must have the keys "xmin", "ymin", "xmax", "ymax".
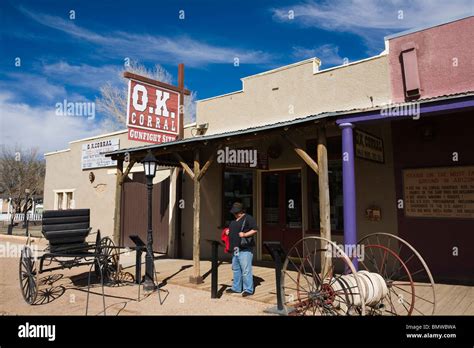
[
  {"xmin": 82, "ymin": 138, "xmax": 119, "ymax": 169},
  {"xmin": 355, "ymin": 129, "xmax": 384, "ymax": 163}
]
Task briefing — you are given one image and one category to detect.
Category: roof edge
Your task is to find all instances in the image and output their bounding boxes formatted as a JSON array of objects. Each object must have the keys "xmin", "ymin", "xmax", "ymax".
[
  {"xmin": 44, "ymin": 148, "xmax": 71, "ymax": 157},
  {"xmin": 69, "ymin": 129, "xmax": 127, "ymax": 144},
  {"xmin": 385, "ymin": 14, "xmax": 473, "ymax": 40}
]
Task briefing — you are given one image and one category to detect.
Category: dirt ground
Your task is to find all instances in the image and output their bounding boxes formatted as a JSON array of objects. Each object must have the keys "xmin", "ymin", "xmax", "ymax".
[{"xmin": 0, "ymin": 236, "xmax": 271, "ymax": 316}]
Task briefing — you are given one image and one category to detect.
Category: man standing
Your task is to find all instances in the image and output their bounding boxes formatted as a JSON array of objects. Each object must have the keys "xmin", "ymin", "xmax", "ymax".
[{"xmin": 225, "ymin": 202, "xmax": 258, "ymax": 297}]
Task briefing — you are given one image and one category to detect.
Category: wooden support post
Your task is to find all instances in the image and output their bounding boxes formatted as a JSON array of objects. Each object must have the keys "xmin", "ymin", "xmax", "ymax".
[
  {"xmin": 113, "ymin": 158, "xmax": 136, "ymax": 245},
  {"xmin": 190, "ymin": 149, "xmax": 203, "ymax": 284},
  {"xmin": 113, "ymin": 158, "xmax": 124, "ymax": 245},
  {"xmin": 317, "ymin": 126, "xmax": 332, "ymax": 277}
]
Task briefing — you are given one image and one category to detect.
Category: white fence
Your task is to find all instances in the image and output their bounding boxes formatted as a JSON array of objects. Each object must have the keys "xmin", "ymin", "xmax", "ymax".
[{"xmin": 0, "ymin": 213, "xmax": 43, "ymax": 222}]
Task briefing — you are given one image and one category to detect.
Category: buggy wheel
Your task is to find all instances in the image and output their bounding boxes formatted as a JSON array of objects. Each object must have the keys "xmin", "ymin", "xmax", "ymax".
[
  {"xmin": 96, "ymin": 237, "xmax": 119, "ymax": 283},
  {"xmin": 19, "ymin": 246, "xmax": 38, "ymax": 304}
]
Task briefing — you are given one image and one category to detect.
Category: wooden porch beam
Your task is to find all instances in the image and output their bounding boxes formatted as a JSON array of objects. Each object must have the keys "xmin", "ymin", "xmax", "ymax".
[
  {"xmin": 197, "ymin": 146, "xmax": 220, "ymax": 181},
  {"xmin": 283, "ymin": 134, "xmax": 319, "ymax": 175},
  {"xmin": 197, "ymin": 157, "xmax": 213, "ymax": 181},
  {"xmin": 173, "ymin": 153, "xmax": 195, "ymax": 180},
  {"xmin": 120, "ymin": 159, "xmax": 137, "ymax": 184}
]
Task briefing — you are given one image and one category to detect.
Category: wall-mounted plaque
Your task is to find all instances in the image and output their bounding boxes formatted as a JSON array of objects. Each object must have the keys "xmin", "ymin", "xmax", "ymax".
[{"xmin": 403, "ymin": 166, "xmax": 474, "ymax": 219}]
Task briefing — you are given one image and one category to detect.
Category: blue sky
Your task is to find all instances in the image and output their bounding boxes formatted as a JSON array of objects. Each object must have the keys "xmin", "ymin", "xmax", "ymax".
[{"xmin": 0, "ymin": 0, "xmax": 472, "ymax": 153}]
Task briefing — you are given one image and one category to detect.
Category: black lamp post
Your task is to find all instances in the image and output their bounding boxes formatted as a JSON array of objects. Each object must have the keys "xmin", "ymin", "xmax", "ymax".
[
  {"xmin": 142, "ymin": 151, "xmax": 158, "ymax": 291},
  {"xmin": 23, "ymin": 189, "xmax": 31, "ymax": 236}
]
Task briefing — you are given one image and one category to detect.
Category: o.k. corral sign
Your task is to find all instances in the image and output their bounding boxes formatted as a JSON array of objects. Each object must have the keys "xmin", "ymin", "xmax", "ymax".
[{"xmin": 126, "ymin": 74, "xmax": 181, "ymax": 144}]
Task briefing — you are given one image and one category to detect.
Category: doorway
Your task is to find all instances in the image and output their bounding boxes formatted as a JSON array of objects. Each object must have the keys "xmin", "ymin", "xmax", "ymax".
[
  {"xmin": 261, "ymin": 170, "xmax": 302, "ymax": 254},
  {"xmin": 121, "ymin": 173, "xmax": 170, "ymax": 253}
]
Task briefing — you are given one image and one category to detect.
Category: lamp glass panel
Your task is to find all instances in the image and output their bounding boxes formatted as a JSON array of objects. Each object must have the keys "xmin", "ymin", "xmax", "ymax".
[
  {"xmin": 143, "ymin": 161, "xmax": 150, "ymax": 176},
  {"xmin": 150, "ymin": 162, "xmax": 157, "ymax": 176}
]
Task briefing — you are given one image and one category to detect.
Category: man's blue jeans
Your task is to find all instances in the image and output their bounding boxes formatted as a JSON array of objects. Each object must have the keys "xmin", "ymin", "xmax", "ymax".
[{"xmin": 231, "ymin": 249, "xmax": 254, "ymax": 294}]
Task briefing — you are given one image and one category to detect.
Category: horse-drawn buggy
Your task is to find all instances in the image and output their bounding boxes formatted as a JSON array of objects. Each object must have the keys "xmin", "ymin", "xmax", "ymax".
[{"xmin": 19, "ymin": 209, "xmax": 124, "ymax": 313}]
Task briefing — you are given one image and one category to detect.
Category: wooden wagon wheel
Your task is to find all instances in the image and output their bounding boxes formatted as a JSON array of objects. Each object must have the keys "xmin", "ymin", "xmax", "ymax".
[
  {"xmin": 19, "ymin": 246, "xmax": 38, "ymax": 304},
  {"xmin": 95, "ymin": 237, "xmax": 119, "ymax": 284},
  {"xmin": 357, "ymin": 233, "xmax": 436, "ymax": 315},
  {"xmin": 281, "ymin": 236, "xmax": 366, "ymax": 316}
]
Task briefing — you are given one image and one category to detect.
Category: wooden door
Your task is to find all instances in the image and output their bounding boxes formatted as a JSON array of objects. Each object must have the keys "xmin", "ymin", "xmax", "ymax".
[
  {"xmin": 262, "ymin": 170, "xmax": 302, "ymax": 254},
  {"xmin": 121, "ymin": 176, "xmax": 169, "ymax": 253}
]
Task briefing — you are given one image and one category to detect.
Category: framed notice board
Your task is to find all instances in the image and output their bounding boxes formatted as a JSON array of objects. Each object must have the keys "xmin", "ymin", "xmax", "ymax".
[{"xmin": 403, "ymin": 165, "xmax": 474, "ymax": 219}]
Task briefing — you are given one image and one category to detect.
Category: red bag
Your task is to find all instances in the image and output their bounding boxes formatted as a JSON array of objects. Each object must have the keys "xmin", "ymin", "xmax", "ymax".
[{"xmin": 221, "ymin": 228, "xmax": 230, "ymax": 253}]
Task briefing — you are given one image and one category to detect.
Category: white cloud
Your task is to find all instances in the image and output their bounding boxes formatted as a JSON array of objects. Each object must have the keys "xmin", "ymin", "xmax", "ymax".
[
  {"xmin": 2, "ymin": 72, "xmax": 67, "ymax": 102},
  {"xmin": 42, "ymin": 61, "xmax": 122, "ymax": 89},
  {"xmin": 19, "ymin": 7, "xmax": 272, "ymax": 67},
  {"xmin": 272, "ymin": 0, "xmax": 473, "ymax": 30},
  {"xmin": 0, "ymin": 92, "xmax": 99, "ymax": 155},
  {"xmin": 292, "ymin": 44, "xmax": 345, "ymax": 66},
  {"xmin": 272, "ymin": 0, "xmax": 473, "ymax": 51}
]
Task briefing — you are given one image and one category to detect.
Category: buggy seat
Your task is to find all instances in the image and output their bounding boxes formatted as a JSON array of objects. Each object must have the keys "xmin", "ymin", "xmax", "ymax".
[{"xmin": 42, "ymin": 209, "xmax": 92, "ymax": 252}]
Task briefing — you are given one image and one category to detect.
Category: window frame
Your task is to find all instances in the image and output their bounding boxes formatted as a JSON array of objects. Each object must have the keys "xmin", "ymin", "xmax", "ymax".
[{"xmin": 53, "ymin": 189, "xmax": 76, "ymax": 210}]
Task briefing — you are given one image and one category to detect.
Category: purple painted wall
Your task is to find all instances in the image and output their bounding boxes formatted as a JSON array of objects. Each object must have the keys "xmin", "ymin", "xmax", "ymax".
[
  {"xmin": 388, "ymin": 16, "xmax": 474, "ymax": 103},
  {"xmin": 391, "ymin": 111, "xmax": 474, "ymax": 284}
]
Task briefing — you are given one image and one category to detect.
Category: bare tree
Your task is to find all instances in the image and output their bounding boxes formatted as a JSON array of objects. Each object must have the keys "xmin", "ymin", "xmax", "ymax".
[
  {"xmin": 0, "ymin": 146, "xmax": 45, "ymax": 232},
  {"xmin": 97, "ymin": 61, "xmax": 196, "ymax": 131}
]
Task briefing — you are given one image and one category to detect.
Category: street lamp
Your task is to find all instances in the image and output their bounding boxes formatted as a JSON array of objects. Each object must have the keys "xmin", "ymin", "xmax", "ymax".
[{"xmin": 142, "ymin": 151, "xmax": 158, "ymax": 290}]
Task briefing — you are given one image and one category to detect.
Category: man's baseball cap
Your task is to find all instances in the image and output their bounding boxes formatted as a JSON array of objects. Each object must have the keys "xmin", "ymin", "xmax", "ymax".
[{"xmin": 230, "ymin": 202, "xmax": 244, "ymax": 214}]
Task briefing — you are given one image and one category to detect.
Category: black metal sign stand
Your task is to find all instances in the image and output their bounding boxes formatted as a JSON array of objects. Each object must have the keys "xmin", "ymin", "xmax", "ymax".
[
  {"xmin": 129, "ymin": 235, "xmax": 146, "ymax": 284},
  {"xmin": 206, "ymin": 239, "xmax": 224, "ymax": 299},
  {"xmin": 263, "ymin": 241, "xmax": 289, "ymax": 315}
]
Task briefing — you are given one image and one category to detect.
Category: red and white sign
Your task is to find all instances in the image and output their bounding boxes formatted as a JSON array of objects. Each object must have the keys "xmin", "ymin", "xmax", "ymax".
[{"xmin": 126, "ymin": 78, "xmax": 180, "ymax": 144}]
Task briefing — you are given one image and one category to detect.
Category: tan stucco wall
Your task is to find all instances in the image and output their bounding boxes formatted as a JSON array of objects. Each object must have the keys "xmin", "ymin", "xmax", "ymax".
[
  {"xmin": 354, "ymin": 122, "xmax": 398, "ymax": 240},
  {"xmin": 43, "ymin": 131, "xmax": 171, "ymax": 239},
  {"xmin": 196, "ymin": 56, "xmax": 390, "ymax": 135}
]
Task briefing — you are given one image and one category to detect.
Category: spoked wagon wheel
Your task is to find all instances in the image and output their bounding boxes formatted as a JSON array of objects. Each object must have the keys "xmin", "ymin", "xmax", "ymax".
[
  {"xmin": 95, "ymin": 237, "xmax": 119, "ymax": 284},
  {"xmin": 19, "ymin": 246, "xmax": 38, "ymax": 304},
  {"xmin": 281, "ymin": 236, "xmax": 365, "ymax": 316},
  {"xmin": 357, "ymin": 233, "xmax": 436, "ymax": 315}
]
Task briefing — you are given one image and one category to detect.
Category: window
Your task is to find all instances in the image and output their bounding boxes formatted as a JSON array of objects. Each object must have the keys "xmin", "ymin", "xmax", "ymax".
[
  {"xmin": 66, "ymin": 192, "xmax": 73, "ymax": 209},
  {"xmin": 307, "ymin": 138, "xmax": 344, "ymax": 233},
  {"xmin": 57, "ymin": 193, "xmax": 63, "ymax": 210},
  {"xmin": 263, "ymin": 173, "xmax": 279, "ymax": 225},
  {"xmin": 222, "ymin": 170, "xmax": 253, "ymax": 227},
  {"xmin": 54, "ymin": 190, "xmax": 75, "ymax": 210}
]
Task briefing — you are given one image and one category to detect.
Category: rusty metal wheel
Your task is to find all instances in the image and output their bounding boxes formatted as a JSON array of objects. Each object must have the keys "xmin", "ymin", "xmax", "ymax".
[
  {"xmin": 357, "ymin": 233, "xmax": 436, "ymax": 315},
  {"xmin": 281, "ymin": 236, "xmax": 365, "ymax": 316}
]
